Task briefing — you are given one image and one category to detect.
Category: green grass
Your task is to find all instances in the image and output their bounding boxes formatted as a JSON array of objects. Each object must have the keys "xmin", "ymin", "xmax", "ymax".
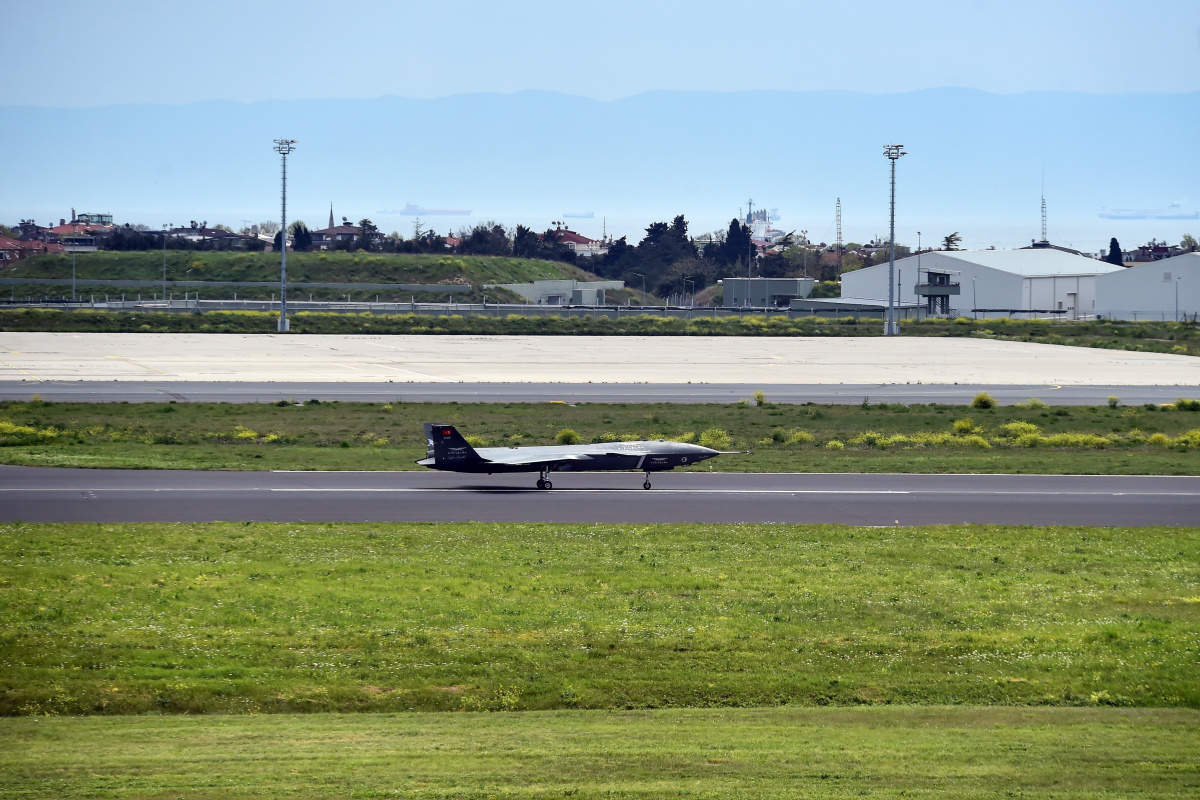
[
  {"xmin": 3, "ymin": 399, "xmax": 1200, "ymax": 473},
  {"xmin": 0, "ymin": 308, "xmax": 1198, "ymax": 356},
  {"xmin": 12, "ymin": 250, "xmax": 581, "ymax": 285},
  {"xmin": 2, "ymin": 521, "xmax": 1197, "ymax": 716},
  {"xmin": 2, "ymin": 707, "xmax": 1197, "ymax": 798}
]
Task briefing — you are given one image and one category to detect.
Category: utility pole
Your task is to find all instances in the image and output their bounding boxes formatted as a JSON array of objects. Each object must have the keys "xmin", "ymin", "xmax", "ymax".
[
  {"xmin": 161, "ymin": 223, "xmax": 172, "ymax": 302},
  {"xmin": 883, "ymin": 144, "xmax": 907, "ymax": 336},
  {"xmin": 746, "ymin": 198, "xmax": 754, "ymax": 301},
  {"xmin": 273, "ymin": 139, "xmax": 298, "ymax": 332},
  {"xmin": 801, "ymin": 229, "xmax": 808, "ymax": 279},
  {"xmin": 71, "ymin": 248, "xmax": 76, "ymax": 302},
  {"xmin": 835, "ymin": 198, "xmax": 843, "ymax": 277}
]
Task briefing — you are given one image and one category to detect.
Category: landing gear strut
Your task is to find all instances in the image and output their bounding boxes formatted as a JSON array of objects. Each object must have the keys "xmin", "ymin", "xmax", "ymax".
[
  {"xmin": 536, "ymin": 467, "xmax": 553, "ymax": 490},
  {"xmin": 643, "ymin": 472, "xmax": 652, "ymax": 490}
]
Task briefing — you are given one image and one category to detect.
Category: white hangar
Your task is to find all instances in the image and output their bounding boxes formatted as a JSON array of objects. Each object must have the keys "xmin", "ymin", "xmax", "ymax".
[
  {"xmin": 1094, "ymin": 252, "xmax": 1200, "ymax": 321},
  {"xmin": 839, "ymin": 249, "xmax": 1124, "ymax": 319}
]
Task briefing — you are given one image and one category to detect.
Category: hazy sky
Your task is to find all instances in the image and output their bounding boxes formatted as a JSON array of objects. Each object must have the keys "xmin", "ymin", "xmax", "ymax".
[{"xmin": 8, "ymin": 0, "xmax": 1200, "ymax": 107}]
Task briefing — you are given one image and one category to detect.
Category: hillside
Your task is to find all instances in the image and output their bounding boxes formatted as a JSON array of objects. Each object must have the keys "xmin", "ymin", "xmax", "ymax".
[{"xmin": 12, "ymin": 251, "xmax": 586, "ymax": 285}]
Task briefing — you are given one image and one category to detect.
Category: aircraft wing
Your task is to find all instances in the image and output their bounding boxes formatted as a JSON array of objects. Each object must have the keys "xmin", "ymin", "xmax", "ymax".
[{"xmin": 479, "ymin": 451, "xmax": 597, "ymax": 467}]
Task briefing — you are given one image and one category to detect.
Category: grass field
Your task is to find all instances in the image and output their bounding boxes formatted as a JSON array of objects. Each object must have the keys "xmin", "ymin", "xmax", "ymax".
[
  {"xmin": 3, "ymin": 521, "xmax": 1197, "ymax": 716},
  {"xmin": 12, "ymin": 251, "xmax": 583, "ymax": 286},
  {"xmin": 3, "ymin": 707, "xmax": 1197, "ymax": 798},
  {"xmin": 3, "ymin": 398, "xmax": 1200, "ymax": 473},
  {"xmin": 1, "ymin": 309, "xmax": 1198, "ymax": 356}
]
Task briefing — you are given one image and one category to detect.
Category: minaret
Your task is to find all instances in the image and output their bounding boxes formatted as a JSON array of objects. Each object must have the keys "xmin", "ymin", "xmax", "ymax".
[{"xmin": 328, "ymin": 204, "xmax": 334, "ymax": 230}]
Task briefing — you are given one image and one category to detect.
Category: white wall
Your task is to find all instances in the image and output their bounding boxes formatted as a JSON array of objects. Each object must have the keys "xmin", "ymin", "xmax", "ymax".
[
  {"xmin": 840, "ymin": 253, "xmax": 1024, "ymax": 318},
  {"xmin": 1095, "ymin": 253, "xmax": 1200, "ymax": 321},
  {"xmin": 1024, "ymin": 274, "xmax": 1096, "ymax": 319}
]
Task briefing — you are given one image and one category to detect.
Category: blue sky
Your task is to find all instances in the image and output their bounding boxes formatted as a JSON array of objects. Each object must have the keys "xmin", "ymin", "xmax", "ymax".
[
  {"xmin": 5, "ymin": 1, "xmax": 1198, "ymax": 249},
  {"xmin": 9, "ymin": 0, "xmax": 1200, "ymax": 106}
]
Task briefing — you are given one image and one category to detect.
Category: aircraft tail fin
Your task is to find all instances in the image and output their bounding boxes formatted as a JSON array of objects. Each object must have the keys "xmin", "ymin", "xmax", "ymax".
[{"xmin": 424, "ymin": 423, "xmax": 485, "ymax": 466}]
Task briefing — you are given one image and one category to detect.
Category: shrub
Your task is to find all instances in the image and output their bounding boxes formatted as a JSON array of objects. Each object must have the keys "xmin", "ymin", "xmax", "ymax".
[
  {"xmin": 464, "ymin": 435, "xmax": 487, "ymax": 448},
  {"xmin": 998, "ymin": 421, "xmax": 1041, "ymax": 438},
  {"xmin": 698, "ymin": 428, "xmax": 732, "ymax": 450},
  {"xmin": 1017, "ymin": 397, "xmax": 1049, "ymax": 409},
  {"xmin": 825, "ymin": 440, "xmax": 845, "ymax": 450},
  {"xmin": 1176, "ymin": 398, "xmax": 1200, "ymax": 411},
  {"xmin": 1107, "ymin": 396, "xmax": 1121, "ymax": 408},
  {"xmin": 672, "ymin": 432, "xmax": 696, "ymax": 444},
  {"xmin": 753, "ymin": 390, "xmax": 766, "ymax": 407},
  {"xmin": 555, "ymin": 428, "xmax": 583, "ymax": 445},
  {"xmin": 1148, "ymin": 433, "xmax": 1171, "ymax": 447},
  {"xmin": 953, "ymin": 417, "xmax": 977, "ymax": 435},
  {"xmin": 786, "ymin": 430, "xmax": 814, "ymax": 445},
  {"xmin": 970, "ymin": 392, "xmax": 997, "ymax": 409},
  {"xmin": 770, "ymin": 428, "xmax": 788, "ymax": 443},
  {"xmin": 381, "ymin": 403, "xmax": 393, "ymax": 411},
  {"xmin": 1170, "ymin": 428, "xmax": 1200, "ymax": 448},
  {"xmin": 591, "ymin": 431, "xmax": 620, "ymax": 443},
  {"xmin": 953, "ymin": 317, "xmax": 972, "ymax": 324},
  {"xmin": 233, "ymin": 426, "xmax": 258, "ymax": 440}
]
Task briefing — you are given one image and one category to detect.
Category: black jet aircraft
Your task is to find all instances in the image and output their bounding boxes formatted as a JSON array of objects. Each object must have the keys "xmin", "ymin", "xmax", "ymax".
[{"xmin": 418, "ymin": 423, "xmax": 723, "ymax": 489}]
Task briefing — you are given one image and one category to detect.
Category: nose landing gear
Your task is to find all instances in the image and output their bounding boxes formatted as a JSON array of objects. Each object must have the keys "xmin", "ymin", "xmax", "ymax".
[
  {"xmin": 536, "ymin": 467, "xmax": 552, "ymax": 490},
  {"xmin": 643, "ymin": 472, "xmax": 652, "ymax": 490}
]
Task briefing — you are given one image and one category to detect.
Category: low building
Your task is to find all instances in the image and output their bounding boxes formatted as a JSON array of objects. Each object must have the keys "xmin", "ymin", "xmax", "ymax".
[
  {"xmin": 1095, "ymin": 252, "xmax": 1200, "ymax": 321},
  {"xmin": 545, "ymin": 227, "xmax": 608, "ymax": 258},
  {"xmin": 720, "ymin": 277, "xmax": 814, "ymax": 308},
  {"xmin": 487, "ymin": 279, "xmax": 624, "ymax": 305},
  {"xmin": 840, "ymin": 249, "xmax": 1122, "ymax": 319}
]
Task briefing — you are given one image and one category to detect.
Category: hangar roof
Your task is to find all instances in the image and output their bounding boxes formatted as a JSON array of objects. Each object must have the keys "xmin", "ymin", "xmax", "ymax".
[{"xmin": 926, "ymin": 249, "xmax": 1123, "ymax": 277}]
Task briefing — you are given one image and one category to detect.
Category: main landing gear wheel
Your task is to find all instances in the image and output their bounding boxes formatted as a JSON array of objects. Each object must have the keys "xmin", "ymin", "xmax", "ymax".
[
  {"xmin": 537, "ymin": 468, "xmax": 552, "ymax": 490},
  {"xmin": 643, "ymin": 474, "xmax": 652, "ymax": 490}
]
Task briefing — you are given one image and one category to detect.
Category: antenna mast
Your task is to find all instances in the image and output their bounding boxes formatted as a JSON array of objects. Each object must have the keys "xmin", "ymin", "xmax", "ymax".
[
  {"xmin": 1040, "ymin": 168, "xmax": 1047, "ymax": 243},
  {"xmin": 835, "ymin": 198, "xmax": 843, "ymax": 275}
]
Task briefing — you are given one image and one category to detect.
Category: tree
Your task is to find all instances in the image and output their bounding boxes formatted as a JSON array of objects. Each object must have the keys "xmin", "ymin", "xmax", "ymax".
[
  {"xmin": 357, "ymin": 218, "xmax": 378, "ymax": 251},
  {"xmin": 290, "ymin": 221, "xmax": 313, "ymax": 252},
  {"xmin": 458, "ymin": 222, "xmax": 512, "ymax": 256},
  {"xmin": 259, "ymin": 221, "xmax": 280, "ymax": 236},
  {"xmin": 941, "ymin": 232, "xmax": 962, "ymax": 251},
  {"xmin": 1105, "ymin": 238, "xmax": 1124, "ymax": 266},
  {"xmin": 1182, "ymin": 234, "xmax": 1198, "ymax": 252},
  {"xmin": 720, "ymin": 218, "xmax": 753, "ymax": 269}
]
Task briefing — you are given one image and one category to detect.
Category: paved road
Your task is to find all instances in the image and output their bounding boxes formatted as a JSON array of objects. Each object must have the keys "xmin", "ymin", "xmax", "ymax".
[
  {"xmin": 2, "ymin": 466, "xmax": 1196, "ymax": 526},
  {"xmin": 1, "ymin": 380, "xmax": 1195, "ymax": 406}
]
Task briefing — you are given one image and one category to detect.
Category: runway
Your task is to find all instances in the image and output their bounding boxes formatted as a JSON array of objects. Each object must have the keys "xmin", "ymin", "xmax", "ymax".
[
  {"xmin": 2, "ymin": 381, "xmax": 1197, "ymax": 406},
  {"xmin": 2, "ymin": 466, "xmax": 1197, "ymax": 526}
]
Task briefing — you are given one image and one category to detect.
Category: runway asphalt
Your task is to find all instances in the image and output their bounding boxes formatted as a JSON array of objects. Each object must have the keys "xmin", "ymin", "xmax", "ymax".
[
  {"xmin": 2, "ymin": 466, "xmax": 1197, "ymax": 526},
  {"xmin": 2, "ymin": 380, "xmax": 1195, "ymax": 406}
]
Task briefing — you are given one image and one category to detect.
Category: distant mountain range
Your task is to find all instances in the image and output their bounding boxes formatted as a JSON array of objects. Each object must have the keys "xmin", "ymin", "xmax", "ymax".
[{"xmin": 3, "ymin": 89, "xmax": 1197, "ymax": 249}]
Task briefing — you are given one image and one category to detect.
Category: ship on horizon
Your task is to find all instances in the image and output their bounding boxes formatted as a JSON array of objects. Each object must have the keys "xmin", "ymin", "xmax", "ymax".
[{"xmin": 399, "ymin": 203, "xmax": 471, "ymax": 216}]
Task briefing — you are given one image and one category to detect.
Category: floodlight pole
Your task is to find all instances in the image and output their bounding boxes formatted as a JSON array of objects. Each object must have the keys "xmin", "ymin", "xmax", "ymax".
[
  {"xmin": 883, "ymin": 144, "xmax": 907, "ymax": 336},
  {"xmin": 273, "ymin": 139, "xmax": 298, "ymax": 332},
  {"xmin": 161, "ymin": 223, "xmax": 171, "ymax": 302}
]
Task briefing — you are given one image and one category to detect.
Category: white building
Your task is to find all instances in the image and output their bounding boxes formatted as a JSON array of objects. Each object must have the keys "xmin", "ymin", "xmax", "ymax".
[
  {"xmin": 1095, "ymin": 251, "xmax": 1200, "ymax": 321},
  {"xmin": 486, "ymin": 279, "xmax": 624, "ymax": 305},
  {"xmin": 839, "ymin": 249, "xmax": 1123, "ymax": 319}
]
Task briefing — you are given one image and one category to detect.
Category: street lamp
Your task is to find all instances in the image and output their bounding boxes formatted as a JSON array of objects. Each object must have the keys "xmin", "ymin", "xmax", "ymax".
[
  {"xmin": 632, "ymin": 272, "xmax": 646, "ymax": 306},
  {"xmin": 273, "ymin": 138, "xmax": 298, "ymax": 332},
  {"xmin": 800, "ymin": 229, "xmax": 809, "ymax": 279},
  {"xmin": 161, "ymin": 224, "xmax": 172, "ymax": 302},
  {"xmin": 883, "ymin": 144, "xmax": 907, "ymax": 336},
  {"xmin": 71, "ymin": 246, "xmax": 76, "ymax": 302}
]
